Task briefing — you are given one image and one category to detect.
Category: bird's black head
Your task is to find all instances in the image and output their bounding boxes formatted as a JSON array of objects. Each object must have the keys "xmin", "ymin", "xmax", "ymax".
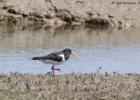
[
  {"xmin": 62, "ymin": 48, "xmax": 72, "ymax": 60},
  {"xmin": 62, "ymin": 48, "xmax": 72, "ymax": 54},
  {"xmin": 62, "ymin": 48, "xmax": 79, "ymax": 60}
]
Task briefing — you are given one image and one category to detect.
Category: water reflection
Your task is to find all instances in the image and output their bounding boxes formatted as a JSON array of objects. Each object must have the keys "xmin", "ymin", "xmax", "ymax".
[
  {"xmin": 0, "ymin": 25, "xmax": 140, "ymax": 50},
  {"xmin": 0, "ymin": 25, "xmax": 140, "ymax": 74}
]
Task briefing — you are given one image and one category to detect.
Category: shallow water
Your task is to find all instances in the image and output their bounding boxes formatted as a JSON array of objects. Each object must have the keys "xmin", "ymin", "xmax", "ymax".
[{"xmin": 0, "ymin": 25, "xmax": 140, "ymax": 74}]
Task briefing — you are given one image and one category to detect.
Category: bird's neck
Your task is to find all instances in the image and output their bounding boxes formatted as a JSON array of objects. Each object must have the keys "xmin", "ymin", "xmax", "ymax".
[{"xmin": 64, "ymin": 53, "xmax": 70, "ymax": 60}]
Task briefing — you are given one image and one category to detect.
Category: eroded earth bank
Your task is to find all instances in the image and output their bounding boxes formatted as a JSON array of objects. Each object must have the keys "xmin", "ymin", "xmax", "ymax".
[{"xmin": 0, "ymin": 0, "xmax": 140, "ymax": 29}]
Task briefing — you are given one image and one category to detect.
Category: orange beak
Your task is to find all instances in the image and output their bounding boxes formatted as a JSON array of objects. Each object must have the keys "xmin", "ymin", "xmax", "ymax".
[{"xmin": 71, "ymin": 50, "xmax": 79, "ymax": 58}]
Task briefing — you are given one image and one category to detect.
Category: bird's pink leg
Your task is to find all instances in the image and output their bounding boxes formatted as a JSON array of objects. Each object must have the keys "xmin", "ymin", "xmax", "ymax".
[
  {"xmin": 51, "ymin": 65, "xmax": 61, "ymax": 76},
  {"xmin": 51, "ymin": 65, "xmax": 55, "ymax": 76}
]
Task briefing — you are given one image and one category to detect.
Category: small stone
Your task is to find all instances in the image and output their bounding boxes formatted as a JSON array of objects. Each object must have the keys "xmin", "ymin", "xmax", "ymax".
[
  {"xmin": 108, "ymin": 15, "xmax": 114, "ymax": 18},
  {"xmin": 7, "ymin": 8, "xmax": 18, "ymax": 14}
]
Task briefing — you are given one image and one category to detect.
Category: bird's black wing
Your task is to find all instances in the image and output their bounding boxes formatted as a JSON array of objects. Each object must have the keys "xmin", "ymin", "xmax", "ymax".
[
  {"xmin": 32, "ymin": 52, "xmax": 62, "ymax": 62},
  {"xmin": 43, "ymin": 52, "xmax": 63, "ymax": 62}
]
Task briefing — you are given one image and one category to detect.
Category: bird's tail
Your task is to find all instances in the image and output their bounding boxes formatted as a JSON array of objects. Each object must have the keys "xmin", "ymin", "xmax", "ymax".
[{"xmin": 32, "ymin": 57, "xmax": 41, "ymax": 60}]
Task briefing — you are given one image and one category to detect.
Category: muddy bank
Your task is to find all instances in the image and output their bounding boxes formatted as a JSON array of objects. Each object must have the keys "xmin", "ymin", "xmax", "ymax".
[
  {"xmin": 0, "ymin": 73, "xmax": 140, "ymax": 100},
  {"xmin": 0, "ymin": 0, "xmax": 140, "ymax": 29}
]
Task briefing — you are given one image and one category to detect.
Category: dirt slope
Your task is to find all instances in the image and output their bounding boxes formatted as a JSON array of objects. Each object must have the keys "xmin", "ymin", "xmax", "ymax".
[{"xmin": 0, "ymin": 0, "xmax": 140, "ymax": 29}]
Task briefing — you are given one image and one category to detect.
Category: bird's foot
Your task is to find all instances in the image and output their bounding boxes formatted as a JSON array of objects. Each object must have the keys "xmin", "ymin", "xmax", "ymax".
[
  {"xmin": 47, "ymin": 71, "xmax": 52, "ymax": 75},
  {"xmin": 54, "ymin": 68, "xmax": 61, "ymax": 71}
]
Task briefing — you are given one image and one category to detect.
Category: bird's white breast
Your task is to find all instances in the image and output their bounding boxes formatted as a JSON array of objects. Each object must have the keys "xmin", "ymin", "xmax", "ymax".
[{"xmin": 59, "ymin": 54, "xmax": 65, "ymax": 62}]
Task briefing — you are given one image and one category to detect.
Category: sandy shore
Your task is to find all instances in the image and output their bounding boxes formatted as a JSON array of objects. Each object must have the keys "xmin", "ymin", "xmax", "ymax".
[
  {"xmin": 0, "ymin": 73, "xmax": 140, "ymax": 100},
  {"xmin": 0, "ymin": 0, "xmax": 140, "ymax": 29}
]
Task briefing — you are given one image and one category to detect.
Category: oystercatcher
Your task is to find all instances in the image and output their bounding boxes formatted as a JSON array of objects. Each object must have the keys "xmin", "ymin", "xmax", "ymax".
[{"xmin": 32, "ymin": 48, "xmax": 78, "ymax": 76}]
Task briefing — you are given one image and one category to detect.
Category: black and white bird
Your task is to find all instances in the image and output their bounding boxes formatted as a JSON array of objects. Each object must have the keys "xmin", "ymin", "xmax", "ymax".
[{"xmin": 32, "ymin": 48, "xmax": 78, "ymax": 76}]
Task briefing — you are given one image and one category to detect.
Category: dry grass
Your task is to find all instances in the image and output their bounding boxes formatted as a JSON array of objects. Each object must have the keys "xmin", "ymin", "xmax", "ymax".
[{"xmin": 0, "ymin": 72, "xmax": 140, "ymax": 100}]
